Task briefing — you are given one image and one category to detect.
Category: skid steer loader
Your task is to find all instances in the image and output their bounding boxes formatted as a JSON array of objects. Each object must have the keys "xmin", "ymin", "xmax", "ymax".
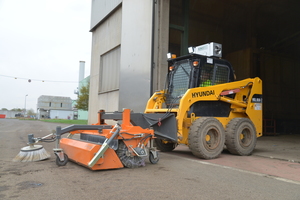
[{"xmin": 144, "ymin": 42, "xmax": 263, "ymax": 159}]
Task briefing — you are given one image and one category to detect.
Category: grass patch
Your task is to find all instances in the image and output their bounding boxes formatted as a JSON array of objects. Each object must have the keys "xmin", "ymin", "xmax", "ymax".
[
  {"xmin": 17, "ymin": 118, "xmax": 36, "ymax": 120},
  {"xmin": 40, "ymin": 119, "xmax": 88, "ymax": 125}
]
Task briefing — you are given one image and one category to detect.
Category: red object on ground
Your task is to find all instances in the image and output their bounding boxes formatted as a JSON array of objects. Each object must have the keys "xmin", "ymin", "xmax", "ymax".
[{"xmin": 0, "ymin": 114, "xmax": 6, "ymax": 118}]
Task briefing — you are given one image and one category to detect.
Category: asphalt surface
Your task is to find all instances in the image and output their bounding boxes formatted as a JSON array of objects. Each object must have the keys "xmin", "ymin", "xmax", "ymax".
[{"xmin": 1, "ymin": 119, "xmax": 300, "ymax": 200}]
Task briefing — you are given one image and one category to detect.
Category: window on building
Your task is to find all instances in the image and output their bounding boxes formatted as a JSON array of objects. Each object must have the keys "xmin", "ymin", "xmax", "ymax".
[
  {"xmin": 99, "ymin": 46, "xmax": 121, "ymax": 93},
  {"xmin": 61, "ymin": 103, "xmax": 63, "ymax": 107},
  {"xmin": 49, "ymin": 102, "xmax": 51, "ymax": 107}
]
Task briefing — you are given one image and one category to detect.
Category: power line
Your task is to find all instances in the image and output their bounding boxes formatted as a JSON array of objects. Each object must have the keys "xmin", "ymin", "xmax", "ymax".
[{"xmin": 0, "ymin": 74, "xmax": 78, "ymax": 83}]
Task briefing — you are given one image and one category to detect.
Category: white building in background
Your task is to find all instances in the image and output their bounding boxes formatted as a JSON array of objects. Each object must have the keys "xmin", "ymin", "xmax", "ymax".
[
  {"xmin": 37, "ymin": 95, "xmax": 74, "ymax": 119},
  {"xmin": 0, "ymin": 110, "xmax": 21, "ymax": 118}
]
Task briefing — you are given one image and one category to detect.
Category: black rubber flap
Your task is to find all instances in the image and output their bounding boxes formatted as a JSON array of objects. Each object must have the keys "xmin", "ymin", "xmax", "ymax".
[{"xmin": 130, "ymin": 113, "xmax": 178, "ymax": 142}]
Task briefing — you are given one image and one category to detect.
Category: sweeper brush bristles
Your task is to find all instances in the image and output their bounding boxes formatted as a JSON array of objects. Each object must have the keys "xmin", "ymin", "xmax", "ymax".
[{"xmin": 13, "ymin": 145, "xmax": 51, "ymax": 162}]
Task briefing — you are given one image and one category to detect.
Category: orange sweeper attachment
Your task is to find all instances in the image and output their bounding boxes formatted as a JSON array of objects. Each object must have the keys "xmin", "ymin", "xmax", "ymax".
[{"xmin": 14, "ymin": 109, "xmax": 160, "ymax": 170}]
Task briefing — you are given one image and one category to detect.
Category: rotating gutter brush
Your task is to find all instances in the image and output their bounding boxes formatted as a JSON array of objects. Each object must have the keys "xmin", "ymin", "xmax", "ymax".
[
  {"xmin": 54, "ymin": 109, "xmax": 160, "ymax": 170},
  {"xmin": 13, "ymin": 134, "xmax": 51, "ymax": 162}
]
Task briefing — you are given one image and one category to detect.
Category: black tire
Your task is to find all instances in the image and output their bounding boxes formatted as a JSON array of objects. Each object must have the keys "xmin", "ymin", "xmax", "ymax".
[
  {"xmin": 188, "ymin": 117, "xmax": 225, "ymax": 159},
  {"xmin": 154, "ymin": 138, "xmax": 177, "ymax": 152},
  {"xmin": 149, "ymin": 151, "xmax": 159, "ymax": 164},
  {"xmin": 225, "ymin": 118, "xmax": 257, "ymax": 156},
  {"xmin": 56, "ymin": 153, "xmax": 68, "ymax": 166}
]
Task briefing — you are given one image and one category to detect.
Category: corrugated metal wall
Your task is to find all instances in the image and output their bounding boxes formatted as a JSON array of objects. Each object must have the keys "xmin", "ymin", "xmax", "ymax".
[{"xmin": 99, "ymin": 46, "xmax": 120, "ymax": 92}]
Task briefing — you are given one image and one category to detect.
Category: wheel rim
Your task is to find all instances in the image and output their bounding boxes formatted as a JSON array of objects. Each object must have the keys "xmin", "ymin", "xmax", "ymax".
[
  {"xmin": 239, "ymin": 127, "xmax": 252, "ymax": 147},
  {"xmin": 203, "ymin": 128, "xmax": 220, "ymax": 150}
]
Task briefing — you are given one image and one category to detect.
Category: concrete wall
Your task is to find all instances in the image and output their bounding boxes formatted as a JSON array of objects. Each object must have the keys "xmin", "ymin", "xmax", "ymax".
[{"xmin": 88, "ymin": 6, "xmax": 122, "ymax": 124}]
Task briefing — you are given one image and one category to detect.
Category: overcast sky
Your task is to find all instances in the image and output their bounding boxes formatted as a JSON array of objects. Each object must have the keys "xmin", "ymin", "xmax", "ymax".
[{"xmin": 0, "ymin": 0, "xmax": 92, "ymax": 111}]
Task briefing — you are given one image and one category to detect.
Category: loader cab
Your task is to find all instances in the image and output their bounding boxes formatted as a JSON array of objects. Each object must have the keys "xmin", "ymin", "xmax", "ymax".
[{"xmin": 165, "ymin": 43, "xmax": 235, "ymax": 110}]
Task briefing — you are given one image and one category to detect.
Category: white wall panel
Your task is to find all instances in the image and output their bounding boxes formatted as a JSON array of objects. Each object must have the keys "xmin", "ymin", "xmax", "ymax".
[
  {"xmin": 119, "ymin": 0, "xmax": 153, "ymax": 112},
  {"xmin": 91, "ymin": 0, "xmax": 122, "ymax": 30}
]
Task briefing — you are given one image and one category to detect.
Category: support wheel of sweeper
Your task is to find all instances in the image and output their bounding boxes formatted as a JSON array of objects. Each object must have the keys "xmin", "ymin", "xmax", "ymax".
[
  {"xmin": 154, "ymin": 138, "xmax": 177, "ymax": 152},
  {"xmin": 149, "ymin": 151, "xmax": 159, "ymax": 164},
  {"xmin": 188, "ymin": 117, "xmax": 225, "ymax": 159},
  {"xmin": 56, "ymin": 153, "xmax": 68, "ymax": 166},
  {"xmin": 116, "ymin": 141, "xmax": 145, "ymax": 168},
  {"xmin": 225, "ymin": 118, "xmax": 257, "ymax": 156}
]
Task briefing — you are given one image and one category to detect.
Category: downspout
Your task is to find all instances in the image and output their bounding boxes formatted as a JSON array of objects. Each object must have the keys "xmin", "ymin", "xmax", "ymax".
[{"xmin": 150, "ymin": 0, "xmax": 156, "ymax": 96}]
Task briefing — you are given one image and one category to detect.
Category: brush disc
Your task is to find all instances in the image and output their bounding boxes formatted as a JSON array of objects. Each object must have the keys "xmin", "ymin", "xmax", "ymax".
[
  {"xmin": 20, "ymin": 145, "xmax": 44, "ymax": 152},
  {"xmin": 13, "ymin": 145, "xmax": 51, "ymax": 162}
]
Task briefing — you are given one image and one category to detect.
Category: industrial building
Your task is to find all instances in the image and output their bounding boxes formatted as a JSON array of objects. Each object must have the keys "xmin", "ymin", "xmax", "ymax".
[
  {"xmin": 88, "ymin": 0, "xmax": 300, "ymax": 134},
  {"xmin": 0, "ymin": 110, "xmax": 22, "ymax": 118},
  {"xmin": 37, "ymin": 95, "xmax": 74, "ymax": 119}
]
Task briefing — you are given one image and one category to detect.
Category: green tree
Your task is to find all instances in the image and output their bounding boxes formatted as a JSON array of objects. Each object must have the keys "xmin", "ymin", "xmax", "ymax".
[
  {"xmin": 27, "ymin": 109, "xmax": 36, "ymax": 116},
  {"xmin": 76, "ymin": 82, "xmax": 89, "ymax": 111},
  {"xmin": 11, "ymin": 108, "xmax": 22, "ymax": 111},
  {"xmin": 1, "ymin": 108, "xmax": 8, "ymax": 110}
]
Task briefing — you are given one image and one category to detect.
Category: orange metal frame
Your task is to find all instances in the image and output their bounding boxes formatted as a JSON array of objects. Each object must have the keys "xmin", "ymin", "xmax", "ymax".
[{"xmin": 59, "ymin": 109, "xmax": 155, "ymax": 170}]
